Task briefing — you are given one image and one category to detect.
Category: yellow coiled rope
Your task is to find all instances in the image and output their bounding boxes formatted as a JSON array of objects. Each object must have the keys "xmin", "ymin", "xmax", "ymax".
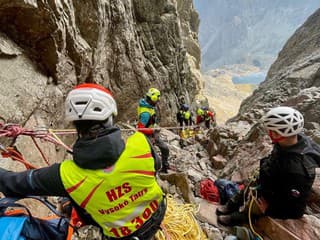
[
  {"xmin": 155, "ymin": 195, "xmax": 208, "ymax": 240},
  {"xmin": 179, "ymin": 128, "xmax": 203, "ymax": 139}
]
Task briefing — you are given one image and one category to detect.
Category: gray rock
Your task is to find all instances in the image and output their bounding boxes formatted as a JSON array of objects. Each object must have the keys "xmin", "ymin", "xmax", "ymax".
[{"xmin": 0, "ymin": 0, "xmax": 201, "ymax": 127}]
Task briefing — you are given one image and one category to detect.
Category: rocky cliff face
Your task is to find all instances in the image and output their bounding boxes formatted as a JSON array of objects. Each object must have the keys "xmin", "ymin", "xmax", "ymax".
[
  {"xmin": 214, "ymin": 8, "xmax": 320, "ymax": 181},
  {"xmin": 231, "ymin": 8, "xmax": 320, "ymax": 142},
  {"xmin": 0, "ymin": 0, "xmax": 201, "ymax": 128},
  {"xmin": 202, "ymin": 11, "xmax": 320, "ymax": 237},
  {"xmin": 194, "ymin": 0, "xmax": 319, "ymax": 71}
]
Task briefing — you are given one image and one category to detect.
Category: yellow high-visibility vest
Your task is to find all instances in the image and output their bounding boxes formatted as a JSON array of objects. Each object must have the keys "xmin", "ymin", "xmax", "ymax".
[
  {"xmin": 184, "ymin": 111, "xmax": 191, "ymax": 120},
  {"xmin": 137, "ymin": 106, "xmax": 156, "ymax": 127},
  {"xmin": 60, "ymin": 132, "xmax": 164, "ymax": 238}
]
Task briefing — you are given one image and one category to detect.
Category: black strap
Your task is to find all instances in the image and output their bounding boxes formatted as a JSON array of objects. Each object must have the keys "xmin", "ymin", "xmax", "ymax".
[
  {"xmin": 0, "ymin": 197, "xmax": 33, "ymax": 216},
  {"xmin": 25, "ymin": 196, "xmax": 63, "ymax": 217},
  {"xmin": 0, "ymin": 196, "xmax": 67, "ymax": 220}
]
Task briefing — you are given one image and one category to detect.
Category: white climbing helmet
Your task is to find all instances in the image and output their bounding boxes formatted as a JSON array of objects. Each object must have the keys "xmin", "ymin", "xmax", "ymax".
[
  {"xmin": 65, "ymin": 83, "xmax": 117, "ymax": 122},
  {"xmin": 262, "ymin": 106, "xmax": 304, "ymax": 137}
]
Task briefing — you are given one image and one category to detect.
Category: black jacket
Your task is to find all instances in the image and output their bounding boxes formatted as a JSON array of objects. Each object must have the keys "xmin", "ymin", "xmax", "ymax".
[
  {"xmin": 259, "ymin": 133, "xmax": 319, "ymax": 219},
  {"xmin": 0, "ymin": 127, "xmax": 160, "ymax": 221}
]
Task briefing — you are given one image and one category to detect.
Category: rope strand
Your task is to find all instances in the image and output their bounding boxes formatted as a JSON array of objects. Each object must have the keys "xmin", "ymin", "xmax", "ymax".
[
  {"xmin": 0, "ymin": 122, "xmax": 205, "ymax": 170},
  {"xmin": 0, "ymin": 123, "xmax": 73, "ymax": 169}
]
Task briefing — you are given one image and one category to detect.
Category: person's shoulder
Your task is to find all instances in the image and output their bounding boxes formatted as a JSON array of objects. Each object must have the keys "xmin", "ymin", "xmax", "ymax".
[
  {"xmin": 128, "ymin": 131, "xmax": 150, "ymax": 145},
  {"xmin": 280, "ymin": 148, "xmax": 316, "ymax": 177},
  {"xmin": 138, "ymin": 98, "xmax": 146, "ymax": 104},
  {"xmin": 300, "ymin": 134, "xmax": 320, "ymax": 155},
  {"xmin": 139, "ymin": 98, "xmax": 154, "ymax": 108},
  {"xmin": 281, "ymin": 155, "xmax": 308, "ymax": 176}
]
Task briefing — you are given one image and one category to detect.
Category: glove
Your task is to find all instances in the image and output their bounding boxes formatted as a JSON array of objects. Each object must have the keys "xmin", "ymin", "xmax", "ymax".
[
  {"xmin": 154, "ymin": 128, "xmax": 161, "ymax": 133},
  {"xmin": 153, "ymin": 123, "xmax": 161, "ymax": 133}
]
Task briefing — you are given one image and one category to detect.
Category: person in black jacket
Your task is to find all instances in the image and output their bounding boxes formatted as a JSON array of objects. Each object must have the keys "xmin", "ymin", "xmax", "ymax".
[
  {"xmin": 217, "ymin": 106, "xmax": 319, "ymax": 226},
  {"xmin": 0, "ymin": 83, "xmax": 166, "ymax": 240},
  {"xmin": 176, "ymin": 104, "xmax": 193, "ymax": 127}
]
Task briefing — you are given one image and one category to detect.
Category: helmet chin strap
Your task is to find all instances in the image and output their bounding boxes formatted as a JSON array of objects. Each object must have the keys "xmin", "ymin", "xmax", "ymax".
[
  {"xmin": 268, "ymin": 131, "xmax": 285, "ymax": 143},
  {"xmin": 104, "ymin": 116, "xmax": 113, "ymax": 127},
  {"xmin": 93, "ymin": 116, "xmax": 113, "ymax": 131},
  {"xmin": 75, "ymin": 116, "xmax": 114, "ymax": 139},
  {"xmin": 146, "ymin": 97, "xmax": 157, "ymax": 106}
]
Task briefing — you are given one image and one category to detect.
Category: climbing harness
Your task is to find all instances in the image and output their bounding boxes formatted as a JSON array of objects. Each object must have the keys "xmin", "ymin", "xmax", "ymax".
[{"xmin": 242, "ymin": 169, "xmax": 260, "ymax": 210}]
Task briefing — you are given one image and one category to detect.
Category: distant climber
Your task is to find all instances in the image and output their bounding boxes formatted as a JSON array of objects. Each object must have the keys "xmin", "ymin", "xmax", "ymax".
[
  {"xmin": 176, "ymin": 103, "xmax": 193, "ymax": 127},
  {"xmin": 196, "ymin": 106, "xmax": 215, "ymax": 129},
  {"xmin": 216, "ymin": 106, "xmax": 320, "ymax": 226},
  {"xmin": 137, "ymin": 87, "xmax": 170, "ymax": 173},
  {"xmin": 0, "ymin": 83, "xmax": 166, "ymax": 239}
]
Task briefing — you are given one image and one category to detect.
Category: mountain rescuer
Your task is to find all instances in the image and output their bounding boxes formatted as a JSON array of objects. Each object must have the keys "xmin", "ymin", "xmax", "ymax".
[
  {"xmin": 217, "ymin": 106, "xmax": 320, "ymax": 226},
  {"xmin": 196, "ymin": 106, "xmax": 215, "ymax": 129},
  {"xmin": 137, "ymin": 88, "xmax": 170, "ymax": 173},
  {"xmin": 0, "ymin": 83, "xmax": 166, "ymax": 239},
  {"xmin": 177, "ymin": 104, "xmax": 193, "ymax": 127}
]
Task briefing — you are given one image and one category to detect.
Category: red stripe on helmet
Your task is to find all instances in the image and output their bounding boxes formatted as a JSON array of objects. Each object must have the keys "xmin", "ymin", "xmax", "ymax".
[{"xmin": 74, "ymin": 83, "xmax": 113, "ymax": 97}]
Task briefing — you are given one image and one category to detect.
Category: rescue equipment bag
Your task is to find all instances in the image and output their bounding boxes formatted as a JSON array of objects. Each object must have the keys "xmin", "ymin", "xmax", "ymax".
[{"xmin": 0, "ymin": 196, "xmax": 69, "ymax": 240}]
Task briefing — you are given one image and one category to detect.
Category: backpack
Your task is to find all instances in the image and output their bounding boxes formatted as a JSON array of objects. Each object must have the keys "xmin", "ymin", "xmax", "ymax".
[
  {"xmin": 0, "ymin": 196, "xmax": 70, "ymax": 240},
  {"xmin": 301, "ymin": 138, "xmax": 320, "ymax": 177},
  {"xmin": 214, "ymin": 179, "xmax": 244, "ymax": 205},
  {"xmin": 309, "ymin": 140, "xmax": 320, "ymax": 167}
]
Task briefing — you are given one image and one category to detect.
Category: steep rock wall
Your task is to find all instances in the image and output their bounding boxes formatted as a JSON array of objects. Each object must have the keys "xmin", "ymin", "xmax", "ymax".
[
  {"xmin": 231, "ymin": 8, "xmax": 320, "ymax": 141},
  {"xmin": 0, "ymin": 0, "xmax": 201, "ymax": 127},
  {"xmin": 207, "ymin": 8, "xmax": 320, "ymax": 189}
]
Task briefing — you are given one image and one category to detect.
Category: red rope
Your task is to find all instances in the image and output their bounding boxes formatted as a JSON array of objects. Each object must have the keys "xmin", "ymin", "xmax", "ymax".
[
  {"xmin": 0, "ymin": 123, "xmax": 73, "ymax": 169},
  {"xmin": 1, "ymin": 147, "xmax": 37, "ymax": 169},
  {"xmin": 0, "ymin": 124, "xmax": 30, "ymax": 138},
  {"xmin": 0, "ymin": 123, "xmax": 72, "ymax": 150},
  {"xmin": 31, "ymin": 136, "xmax": 50, "ymax": 166}
]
